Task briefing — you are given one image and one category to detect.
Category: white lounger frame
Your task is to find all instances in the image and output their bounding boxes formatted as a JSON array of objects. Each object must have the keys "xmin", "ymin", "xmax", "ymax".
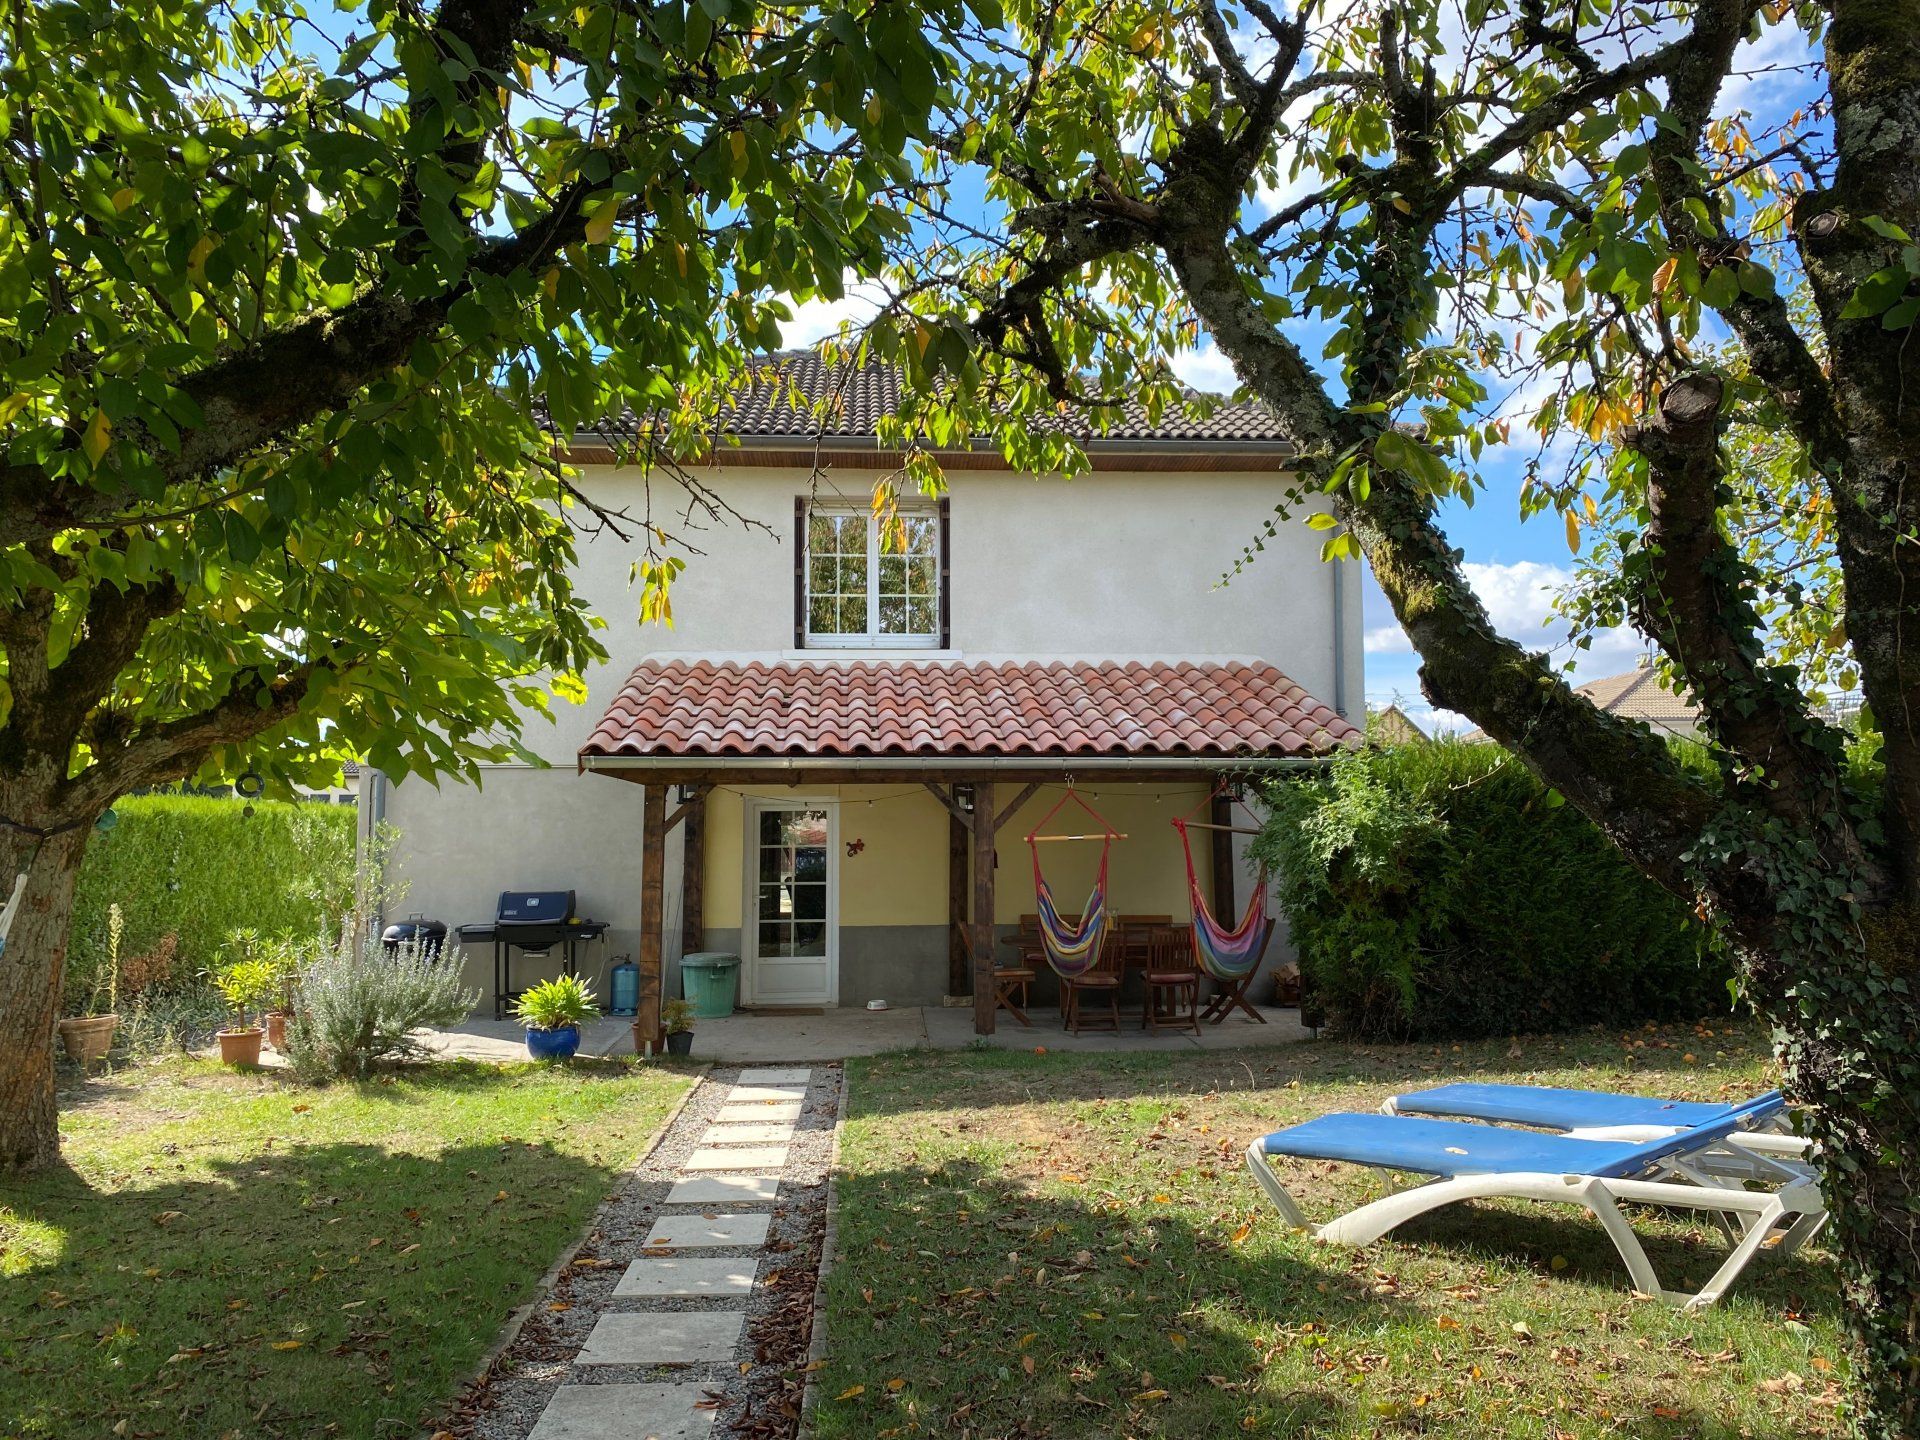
[{"xmin": 1246, "ymin": 1136, "xmax": 1826, "ymax": 1310}]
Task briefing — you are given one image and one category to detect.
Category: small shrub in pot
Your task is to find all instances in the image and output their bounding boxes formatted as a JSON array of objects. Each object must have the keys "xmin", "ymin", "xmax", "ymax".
[
  {"xmin": 514, "ymin": 975, "xmax": 600, "ymax": 1061},
  {"xmin": 212, "ymin": 957, "xmax": 280, "ymax": 1065},
  {"xmin": 662, "ymin": 998, "xmax": 696, "ymax": 1057},
  {"xmin": 57, "ymin": 902, "xmax": 124, "ymax": 1065}
]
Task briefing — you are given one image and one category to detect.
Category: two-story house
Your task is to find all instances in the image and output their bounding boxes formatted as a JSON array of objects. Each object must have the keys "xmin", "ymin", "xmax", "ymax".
[{"xmin": 370, "ymin": 352, "xmax": 1363, "ymax": 1039}]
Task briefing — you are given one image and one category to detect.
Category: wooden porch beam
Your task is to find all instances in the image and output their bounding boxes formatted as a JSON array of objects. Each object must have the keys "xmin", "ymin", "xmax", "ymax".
[
  {"xmin": 922, "ymin": 780, "xmax": 973, "ymax": 829},
  {"xmin": 971, "ymin": 779, "xmax": 997, "ymax": 1035},
  {"xmin": 636, "ymin": 782, "xmax": 667, "ymax": 1052},
  {"xmin": 992, "ymin": 781, "xmax": 1044, "ymax": 832},
  {"xmin": 948, "ymin": 786, "xmax": 971, "ymax": 998},
  {"xmin": 679, "ymin": 787, "xmax": 707, "ymax": 958},
  {"xmin": 1209, "ymin": 788, "xmax": 1236, "ymax": 926},
  {"xmin": 663, "ymin": 791, "xmax": 704, "ymax": 834}
]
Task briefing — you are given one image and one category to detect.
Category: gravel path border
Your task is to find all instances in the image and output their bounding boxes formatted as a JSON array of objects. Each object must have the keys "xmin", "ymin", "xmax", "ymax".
[
  {"xmin": 794, "ymin": 1069, "xmax": 849, "ymax": 1440},
  {"xmin": 442, "ymin": 1063, "xmax": 845, "ymax": 1440},
  {"xmin": 418, "ymin": 1062, "xmax": 710, "ymax": 1440}
]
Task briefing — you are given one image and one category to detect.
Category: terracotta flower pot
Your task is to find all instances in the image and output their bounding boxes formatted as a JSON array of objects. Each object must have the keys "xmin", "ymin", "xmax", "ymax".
[
  {"xmin": 217, "ymin": 1027, "xmax": 264, "ymax": 1066},
  {"xmin": 264, "ymin": 1012, "xmax": 288, "ymax": 1051},
  {"xmin": 632, "ymin": 1022, "xmax": 667, "ymax": 1056},
  {"xmin": 57, "ymin": 1015, "xmax": 118, "ymax": 1065}
]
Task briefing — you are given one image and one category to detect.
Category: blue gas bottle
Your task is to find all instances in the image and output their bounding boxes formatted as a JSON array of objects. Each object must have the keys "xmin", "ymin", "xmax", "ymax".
[{"xmin": 609, "ymin": 956, "xmax": 639, "ymax": 1016}]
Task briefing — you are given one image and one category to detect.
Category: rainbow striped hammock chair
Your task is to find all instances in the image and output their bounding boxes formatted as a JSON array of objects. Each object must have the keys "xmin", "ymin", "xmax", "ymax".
[
  {"xmin": 1026, "ymin": 790, "xmax": 1123, "ymax": 979},
  {"xmin": 1172, "ymin": 817, "xmax": 1273, "ymax": 982}
]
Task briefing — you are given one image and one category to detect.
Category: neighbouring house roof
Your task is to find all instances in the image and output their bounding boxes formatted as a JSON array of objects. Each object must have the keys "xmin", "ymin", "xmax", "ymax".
[
  {"xmin": 578, "ymin": 659, "xmax": 1359, "ymax": 769},
  {"xmin": 1464, "ymin": 659, "xmax": 1702, "ymax": 742},
  {"xmin": 1573, "ymin": 662, "xmax": 1702, "ymax": 736},
  {"xmin": 566, "ymin": 350, "xmax": 1296, "ymax": 458},
  {"xmin": 1370, "ymin": 704, "xmax": 1429, "ymax": 744}
]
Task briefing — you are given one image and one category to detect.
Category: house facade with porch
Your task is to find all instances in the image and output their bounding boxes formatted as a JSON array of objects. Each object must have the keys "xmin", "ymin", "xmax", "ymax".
[{"xmin": 369, "ymin": 354, "xmax": 1363, "ymax": 1037}]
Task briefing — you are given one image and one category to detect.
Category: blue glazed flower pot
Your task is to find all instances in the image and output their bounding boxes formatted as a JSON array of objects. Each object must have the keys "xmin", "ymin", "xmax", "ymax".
[{"xmin": 526, "ymin": 1025, "xmax": 581, "ymax": 1061}]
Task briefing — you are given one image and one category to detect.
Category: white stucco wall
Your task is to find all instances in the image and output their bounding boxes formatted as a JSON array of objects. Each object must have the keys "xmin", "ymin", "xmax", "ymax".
[
  {"xmin": 374, "ymin": 456, "xmax": 1358, "ymax": 1005},
  {"xmin": 505, "ymin": 460, "xmax": 1364, "ymax": 760}
]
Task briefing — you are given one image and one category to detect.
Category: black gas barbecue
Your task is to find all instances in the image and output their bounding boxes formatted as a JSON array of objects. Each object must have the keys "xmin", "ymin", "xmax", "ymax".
[{"xmin": 457, "ymin": 890, "xmax": 609, "ymax": 1019}]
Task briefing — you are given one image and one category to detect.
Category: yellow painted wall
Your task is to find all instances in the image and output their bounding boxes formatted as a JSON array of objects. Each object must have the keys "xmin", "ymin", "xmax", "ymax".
[
  {"xmin": 701, "ymin": 782, "xmax": 1213, "ymax": 930},
  {"xmin": 702, "ymin": 784, "xmax": 951, "ymax": 929}
]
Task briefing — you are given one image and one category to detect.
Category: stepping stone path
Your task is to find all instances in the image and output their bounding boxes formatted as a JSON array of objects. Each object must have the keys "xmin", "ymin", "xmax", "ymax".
[{"xmin": 502, "ymin": 1066, "xmax": 835, "ymax": 1440}]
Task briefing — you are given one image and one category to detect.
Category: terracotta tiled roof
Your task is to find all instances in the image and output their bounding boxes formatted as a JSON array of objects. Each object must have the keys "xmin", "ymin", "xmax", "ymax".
[
  {"xmin": 580, "ymin": 660, "xmax": 1359, "ymax": 761},
  {"xmin": 575, "ymin": 351, "xmax": 1294, "ymax": 449}
]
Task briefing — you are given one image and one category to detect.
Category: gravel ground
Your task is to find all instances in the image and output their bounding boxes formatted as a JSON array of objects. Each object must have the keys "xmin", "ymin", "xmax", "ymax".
[{"xmin": 448, "ymin": 1063, "xmax": 843, "ymax": 1440}]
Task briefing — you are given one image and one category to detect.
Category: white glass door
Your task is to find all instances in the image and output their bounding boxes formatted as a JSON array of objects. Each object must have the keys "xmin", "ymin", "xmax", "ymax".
[{"xmin": 743, "ymin": 801, "xmax": 837, "ymax": 1006}]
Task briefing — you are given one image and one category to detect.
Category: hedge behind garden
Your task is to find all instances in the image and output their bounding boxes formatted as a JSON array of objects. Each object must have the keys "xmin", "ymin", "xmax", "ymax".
[
  {"xmin": 1254, "ymin": 741, "xmax": 1731, "ymax": 1041},
  {"xmin": 69, "ymin": 794, "xmax": 356, "ymax": 998}
]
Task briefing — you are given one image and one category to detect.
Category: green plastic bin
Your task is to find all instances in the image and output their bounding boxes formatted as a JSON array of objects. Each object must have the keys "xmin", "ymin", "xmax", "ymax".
[{"xmin": 680, "ymin": 952, "xmax": 741, "ymax": 1019}]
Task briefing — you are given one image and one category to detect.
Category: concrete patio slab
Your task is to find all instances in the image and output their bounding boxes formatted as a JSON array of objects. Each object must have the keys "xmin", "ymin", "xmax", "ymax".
[
  {"xmin": 726, "ymin": 1083, "xmax": 807, "ymax": 1102},
  {"xmin": 683, "ymin": 1145, "xmax": 788, "ymax": 1171},
  {"xmin": 612, "ymin": 1256, "xmax": 757, "ymax": 1299},
  {"xmin": 423, "ymin": 1003, "xmax": 1307, "ymax": 1065},
  {"xmin": 715, "ymin": 1101, "xmax": 803, "ymax": 1125},
  {"xmin": 664, "ymin": 1175, "xmax": 781, "ymax": 1205},
  {"xmin": 736, "ymin": 1066, "xmax": 813, "ymax": 1084},
  {"xmin": 642, "ymin": 1212, "xmax": 772, "ymax": 1250},
  {"xmin": 701, "ymin": 1122, "xmax": 793, "ymax": 1145},
  {"xmin": 575, "ymin": 1310, "xmax": 745, "ymax": 1367},
  {"xmin": 526, "ymin": 1382, "xmax": 716, "ymax": 1440}
]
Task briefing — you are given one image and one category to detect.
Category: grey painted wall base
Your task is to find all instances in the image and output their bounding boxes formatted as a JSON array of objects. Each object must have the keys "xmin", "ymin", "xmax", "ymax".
[{"xmin": 634, "ymin": 922, "xmax": 1296, "ymax": 1012}]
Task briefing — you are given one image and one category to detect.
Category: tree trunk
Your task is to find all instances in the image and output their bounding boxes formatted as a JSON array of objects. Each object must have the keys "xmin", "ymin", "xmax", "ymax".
[
  {"xmin": 0, "ymin": 817, "xmax": 91, "ymax": 1170},
  {"xmin": 1741, "ymin": 917, "xmax": 1920, "ymax": 1440}
]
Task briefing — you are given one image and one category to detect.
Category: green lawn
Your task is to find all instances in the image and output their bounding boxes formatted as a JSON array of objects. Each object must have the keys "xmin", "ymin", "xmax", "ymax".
[
  {"xmin": 817, "ymin": 1026, "xmax": 1853, "ymax": 1439},
  {"xmin": 0, "ymin": 1056, "xmax": 692, "ymax": 1439}
]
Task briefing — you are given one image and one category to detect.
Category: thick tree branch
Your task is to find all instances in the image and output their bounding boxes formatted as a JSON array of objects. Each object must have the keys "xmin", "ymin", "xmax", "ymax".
[{"xmin": 1622, "ymin": 374, "xmax": 1855, "ymax": 839}]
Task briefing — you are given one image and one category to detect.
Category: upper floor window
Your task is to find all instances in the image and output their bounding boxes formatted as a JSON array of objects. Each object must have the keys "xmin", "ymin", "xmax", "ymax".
[{"xmin": 799, "ymin": 501, "xmax": 946, "ymax": 649}]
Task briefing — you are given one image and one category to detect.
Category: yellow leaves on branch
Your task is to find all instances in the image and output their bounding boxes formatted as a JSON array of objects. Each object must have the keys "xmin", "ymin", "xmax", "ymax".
[
  {"xmin": 82, "ymin": 408, "xmax": 112, "ymax": 464},
  {"xmin": 583, "ymin": 199, "xmax": 619, "ymax": 246}
]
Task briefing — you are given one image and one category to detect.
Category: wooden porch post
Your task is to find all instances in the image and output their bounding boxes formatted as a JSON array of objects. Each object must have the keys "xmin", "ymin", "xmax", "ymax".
[
  {"xmin": 680, "ymin": 787, "xmax": 707, "ymax": 958},
  {"xmin": 1209, "ymin": 787, "xmax": 1236, "ymax": 922},
  {"xmin": 637, "ymin": 782, "xmax": 667, "ymax": 1051},
  {"xmin": 948, "ymin": 785, "xmax": 971, "ymax": 997},
  {"xmin": 971, "ymin": 779, "xmax": 996, "ymax": 1035}
]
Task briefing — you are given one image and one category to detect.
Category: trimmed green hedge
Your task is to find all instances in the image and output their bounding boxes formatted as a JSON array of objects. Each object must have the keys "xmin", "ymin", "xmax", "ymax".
[
  {"xmin": 1254, "ymin": 741, "xmax": 1730, "ymax": 1041},
  {"xmin": 69, "ymin": 795, "xmax": 356, "ymax": 1000}
]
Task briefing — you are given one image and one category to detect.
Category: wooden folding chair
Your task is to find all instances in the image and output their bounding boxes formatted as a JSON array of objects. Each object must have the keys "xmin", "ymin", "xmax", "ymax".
[
  {"xmin": 1200, "ymin": 917, "xmax": 1277, "ymax": 1024},
  {"xmin": 993, "ymin": 917, "xmax": 1040, "ymax": 1026},
  {"xmin": 1062, "ymin": 930, "xmax": 1123, "ymax": 1034},
  {"xmin": 1142, "ymin": 924, "xmax": 1200, "ymax": 1036}
]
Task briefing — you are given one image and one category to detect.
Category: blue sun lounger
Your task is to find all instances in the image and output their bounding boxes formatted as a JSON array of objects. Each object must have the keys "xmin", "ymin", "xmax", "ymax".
[
  {"xmin": 1246, "ymin": 1098, "xmax": 1824, "ymax": 1309},
  {"xmin": 1386, "ymin": 1084, "xmax": 1784, "ymax": 1132},
  {"xmin": 1383, "ymin": 1083, "xmax": 1811, "ymax": 1165}
]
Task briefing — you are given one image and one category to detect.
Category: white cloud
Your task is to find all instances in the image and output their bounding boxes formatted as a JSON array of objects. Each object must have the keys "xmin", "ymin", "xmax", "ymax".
[
  {"xmin": 1169, "ymin": 341, "xmax": 1241, "ymax": 396},
  {"xmin": 1458, "ymin": 559, "xmax": 1645, "ymax": 678},
  {"xmin": 774, "ymin": 279, "xmax": 889, "ymax": 350},
  {"xmin": 1364, "ymin": 624, "xmax": 1413, "ymax": 654}
]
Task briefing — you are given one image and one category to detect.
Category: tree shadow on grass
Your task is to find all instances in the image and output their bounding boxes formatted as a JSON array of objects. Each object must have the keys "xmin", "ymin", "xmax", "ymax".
[
  {"xmin": 0, "ymin": 1136, "xmax": 622, "ymax": 1439},
  {"xmin": 813, "ymin": 1149, "xmax": 1846, "ymax": 1440},
  {"xmin": 810, "ymin": 1155, "xmax": 1393, "ymax": 1439}
]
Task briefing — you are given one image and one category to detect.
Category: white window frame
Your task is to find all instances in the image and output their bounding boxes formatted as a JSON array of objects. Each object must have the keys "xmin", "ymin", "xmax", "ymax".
[{"xmin": 802, "ymin": 502, "xmax": 943, "ymax": 650}]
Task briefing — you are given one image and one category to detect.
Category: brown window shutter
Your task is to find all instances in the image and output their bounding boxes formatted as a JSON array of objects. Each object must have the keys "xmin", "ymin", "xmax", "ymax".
[
  {"xmin": 794, "ymin": 497, "xmax": 806, "ymax": 650},
  {"xmin": 938, "ymin": 494, "xmax": 951, "ymax": 650}
]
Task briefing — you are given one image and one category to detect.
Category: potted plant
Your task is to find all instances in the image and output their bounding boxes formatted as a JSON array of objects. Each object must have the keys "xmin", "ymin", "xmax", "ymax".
[
  {"xmin": 229, "ymin": 930, "xmax": 302, "ymax": 1050},
  {"xmin": 662, "ymin": 998, "xmax": 696, "ymax": 1057},
  {"xmin": 57, "ymin": 903, "xmax": 123, "ymax": 1065},
  {"xmin": 514, "ymin": 975, "xmax": 599, "ymax": 1060},
  {"xmin": 213, "ymin": 957, "xmax": 279, "ymax": 1065}
]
